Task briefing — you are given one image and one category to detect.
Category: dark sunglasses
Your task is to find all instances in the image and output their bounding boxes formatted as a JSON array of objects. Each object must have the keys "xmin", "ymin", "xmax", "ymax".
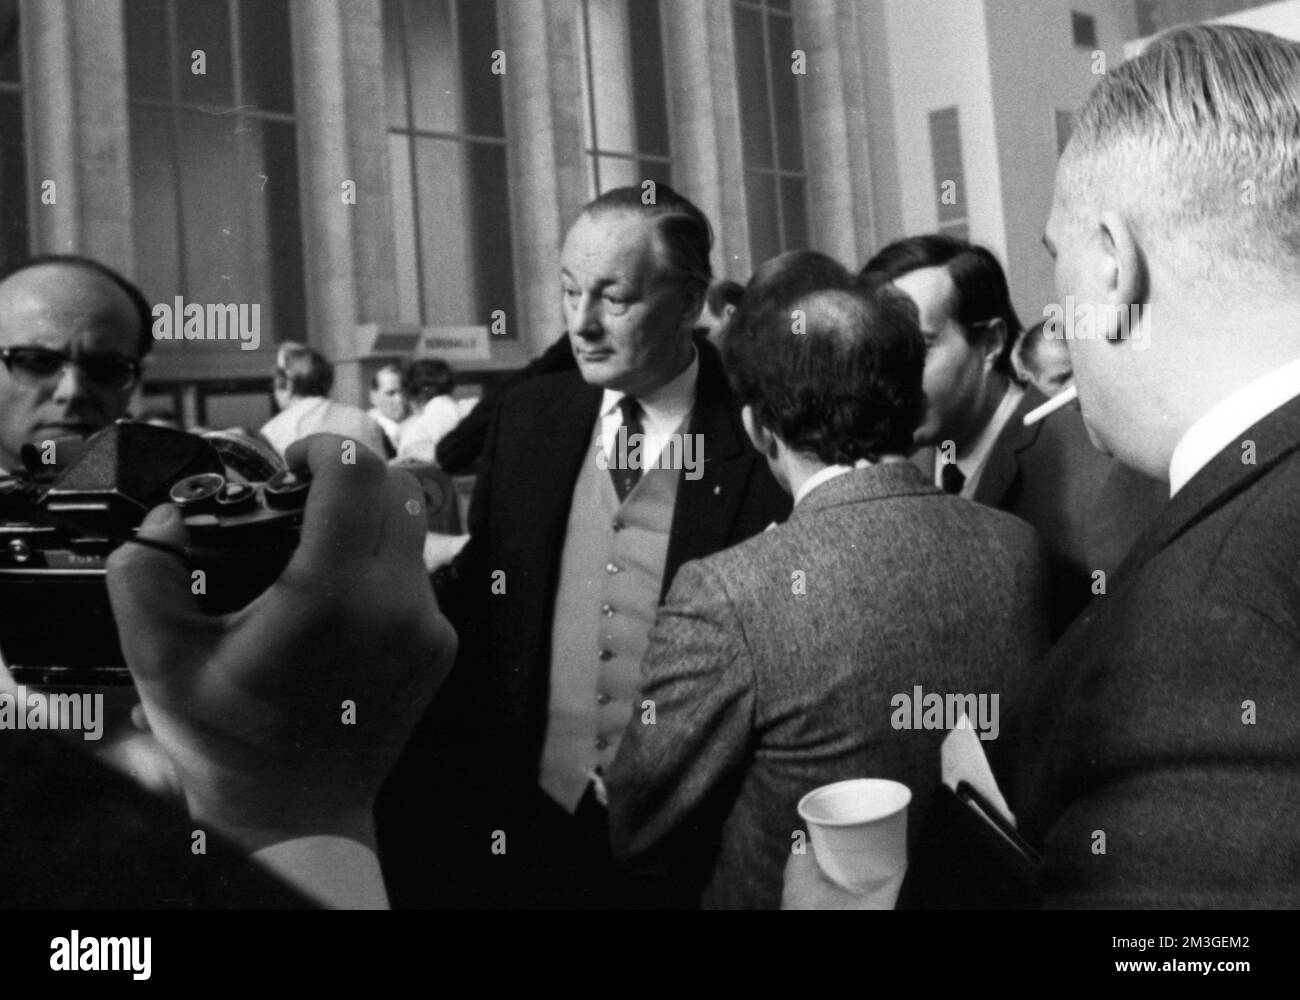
[{"xmin": 0, "ymin": 346, "xmax": 142, "ymax": 391}]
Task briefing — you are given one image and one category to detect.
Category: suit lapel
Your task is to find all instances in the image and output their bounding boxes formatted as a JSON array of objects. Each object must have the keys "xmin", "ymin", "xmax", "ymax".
[{"xmin": 971, "ymin": 387, "xmax": 1044, "ymax": 507}]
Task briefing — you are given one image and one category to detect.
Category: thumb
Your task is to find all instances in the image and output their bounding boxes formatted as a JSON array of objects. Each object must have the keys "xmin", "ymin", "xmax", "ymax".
[{"xmin": 106, "ymin": 503, "xmax": 211, "ymax": 677}]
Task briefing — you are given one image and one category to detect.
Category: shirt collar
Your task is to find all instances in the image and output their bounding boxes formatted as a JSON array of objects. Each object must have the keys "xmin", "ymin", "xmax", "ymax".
[
  {"xmin": 934, "ymin": 383, "xmax": 1025, "ymax": 495},
  {"xmin": 1169, "ymin": 355, "xmax": 1300, "ymax": 497},
  {"xmin": 599, "ymin": 347, "xmax": 699, "ymax": 430},
  {"xmin": 793, "ymin": 459, "xmax": 877, "ymax": 507}
]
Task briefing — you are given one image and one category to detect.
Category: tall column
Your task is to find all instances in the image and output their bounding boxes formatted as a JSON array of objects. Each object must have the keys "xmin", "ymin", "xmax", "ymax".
[
  {"xmin": 797, "ymin": 0, "xmax": 880, "ymax": 270},
  {"xmin": 291, "ymin": 0, "xmax": 399, "ymax": 406},
  {"xmin": 22, "ymin": 0, "xmax": 133, "ymax": 271},
  {"xmin": 498, "ymin": 0, "xmax": 588, "ymax": 360},
  {"xmin": 659, "ymin": 0, "xmax": 751, "ymax": 281}
]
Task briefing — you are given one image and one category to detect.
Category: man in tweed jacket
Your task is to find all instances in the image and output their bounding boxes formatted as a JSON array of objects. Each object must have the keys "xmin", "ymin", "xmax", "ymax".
[{"xmin": 607, "ymin": 284, "xmax": 1050, "ymax": 908}]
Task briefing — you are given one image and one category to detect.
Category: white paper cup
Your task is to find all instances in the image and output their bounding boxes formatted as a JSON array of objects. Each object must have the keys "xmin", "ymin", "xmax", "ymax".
[{"xmin": 797, "ymin": 778, "xmax": 911, "ymax": 892}]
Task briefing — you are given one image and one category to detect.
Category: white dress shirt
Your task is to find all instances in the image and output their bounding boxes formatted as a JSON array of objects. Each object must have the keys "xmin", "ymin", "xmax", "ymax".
[
  {"xmin": 934, "ymin": 383, "xmax": 1025, "ymax": 498},
  {"xmin": 599, "ymin": 350, "xmax": 700, "ymax": 468},
  {"xmin": 1169, "ymin": 355, "xmax": 1300, "ymax": 497},
  {"xmin": 397, "ymin": 395, "xmax": 462, "ymax": 464}
]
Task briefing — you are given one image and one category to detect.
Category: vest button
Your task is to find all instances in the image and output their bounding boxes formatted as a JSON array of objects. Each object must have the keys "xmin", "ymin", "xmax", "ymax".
[
  {"xmin": 612, "ymin": 519, "xmax": 625, "ymax": 532},
  {"xmin": 606, "ymin": 562, "xmax": 620, "ymax": 574},
  {"xmin": 595, "ymin": 737, "xmax": 610, "ymax": 751},
  {"xmin": 596, "ymin": 691, "xmax": 611, "ymax": 705},
  {"xmin": 598, "ymin": 649, "xmax": 614, "ymax": 661},
  {"xmin": 602, "ymin": 603, "xmax": 615, "ymax": 616}
]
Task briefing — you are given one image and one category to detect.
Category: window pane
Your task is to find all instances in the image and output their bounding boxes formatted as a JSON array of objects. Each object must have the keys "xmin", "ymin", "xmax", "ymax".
[
  {"xmin": 458, "ymin": 0, "xmax": 504, "ymax": 137},
  {"xmin": 176, "ymin": 0, "xmax": 235, "ymax": 107},
  {"xmin": 128, "ymin": 106, "xmax": 181, "ymax": 312},
  {"xmin": 0, "ymin": 90, "xmax": 29, "ymax": 270},
  {"xmin": 414, "ymin": 137, "xmax": 472, "ymax": 324},
  {"xmin": 767, "ymin": 12, "xmax": 803, "ymax": 171},
  {"xmin": 781, "ymin": 175, "xmax": 807, "ymax": 251},
  {"xmin": 238, "ymin": 0, "xmax": 294, "ymax": 113},
  {"xmin": 639, "ymin": 158, "xmax": 672, "ymax": 190},
  {"xmin": 585, "ymin": 0, "xmax": 636, "ymax": 156},
  {"xmin": 408, "ymin": 0, "xmax": 461, "ymax": 134},
  {"xmin": 628, "ymin": 0, "xmax": 669, "ymax": 157},
  {"xmin": 465, "ymin": 142, "xmax": 515, "ymax": 330},
  {"xmin": 597, "ymin": 155, "xmax": 639, "ymax": 193},
  {"xmin": 733, "ymin": 4, "xmax": 773, "ymax": 170},
  {"xmin": 125, "ymin": 0, "xmax": 173, "ymax": 102},
  {"xmin": 767, "ymin": 0, "xmax": 792, "ymax": 12},
  {"xmin": 745, "ymin": 171, "xmax": 780, "ymax": 268},
  {"xmin": 0, "ymin": 2, "xmax": 18, "ymax": 84},
  {"xmin": 388, "ymin": 134, "xmax": 422, "ymax": 323},
  {"xmin": 382, "ymin": 0, "xmax": 410, "ymax": 129}
]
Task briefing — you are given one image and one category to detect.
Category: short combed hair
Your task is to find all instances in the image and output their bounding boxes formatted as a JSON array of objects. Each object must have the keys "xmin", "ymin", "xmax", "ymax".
[
  {"xmin": 727, "ymin": 285, "xmax": 925, "ymax": 464},
  {"xmin": 401, "ymin": 358, "xmax": 455, "ymax": 404},
  {"xmin": 860, "ymin": 235, "xmax": 1021, "ymax": 376},
  {"xmin": 0, "ymin": 254, "xmax": 154, "ymax": 359},
  {"xmin": 370, "ymin": 362, "xmax": 402, "ymax": 391},
  {"xmin": 1059, "ymin": 24, "xmax": 1300, "ymax": 260},
  {"xmin": 276, "ymin": 342, "xmax": 333, "ymax": 397},
  {"xmin": 581, "ymin": 183, "xmax": 714, "ymax": 304}
]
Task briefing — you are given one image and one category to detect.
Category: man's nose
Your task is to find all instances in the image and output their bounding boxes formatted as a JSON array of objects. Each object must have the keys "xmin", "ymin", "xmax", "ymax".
[
  {"xmin": 571, "ymin": 295, "xmax": 604, "ymax": 339},
  {"xmin": 51, "ymin": 362, "xmax": 93, "ymax": 405}
]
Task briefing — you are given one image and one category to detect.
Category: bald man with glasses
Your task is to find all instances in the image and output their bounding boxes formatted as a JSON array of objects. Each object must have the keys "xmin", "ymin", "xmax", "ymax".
[{"xmin": 0, "ymin": 255, "xmax": 152, "ymax": 473}]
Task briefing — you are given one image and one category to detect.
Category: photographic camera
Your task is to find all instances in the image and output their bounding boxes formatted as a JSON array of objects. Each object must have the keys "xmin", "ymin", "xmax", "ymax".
[{"xmin": 0, "ymin": 421, "xmax": 307, "ymax": 687}]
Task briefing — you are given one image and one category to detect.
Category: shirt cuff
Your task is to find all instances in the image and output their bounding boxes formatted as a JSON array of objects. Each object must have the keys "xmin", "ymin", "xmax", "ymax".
[{"xmin": 252, "ymin": 836, "xmax": 390, "ymax": 910}]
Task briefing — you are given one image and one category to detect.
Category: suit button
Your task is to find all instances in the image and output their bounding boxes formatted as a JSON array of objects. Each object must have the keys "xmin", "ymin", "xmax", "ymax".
[
  {"xmin": 598, "ymin": 649, "xmax": 614, "ymax": 661},
  {"xmin": 606, "ymin": 562, "xmax": 620, "ymax": 574},
  {"xmin": 602, "ymin": 603, "xmax": 615, "ymax": 616},
  {"xmin": 612, "ymin": 519, "xmax": 624, "ymax": 532},
  {"xmin": 595, "ymin": 737, "xmax": 609, "ymax": 751},
  {"xmin": 596, "ymin": 691, "xmax": 611, "ymax": 705}
]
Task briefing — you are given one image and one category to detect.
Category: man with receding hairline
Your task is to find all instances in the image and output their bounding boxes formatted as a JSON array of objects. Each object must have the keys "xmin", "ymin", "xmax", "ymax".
[
  {"xmin": 607, "ymin": 283, "xmax": 1048, "ymax": 908},
  {"xmin": 378, "ymin": 184, "xmax": 788, "ymax": 908},
  {"xmin": 1013, "ymin": 23, "xmax": 1300, "ymax": 908}
]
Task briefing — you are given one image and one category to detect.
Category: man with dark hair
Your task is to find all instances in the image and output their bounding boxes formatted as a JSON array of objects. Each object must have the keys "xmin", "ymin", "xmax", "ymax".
[
  {"xmin": 862, "ymin": 235, "xmax": 1162, "ymax": 632},
  {"xmin": 396, "ymin": 358, "xmax": 461, "ymax": 464},
  {"xmin": 367, "ymin": 362, "xmax": 407, "ymax": 456},
  {"xmin": 0, "ymin": 255, "xmax": 152, "ymax": 473},
  {"xmin": 378, "ymin": 183, "xmax": 789, "ymax": 908},
  {"xmin": 260, "ymin": 341, "xmax": 385, "ymax": 458},
  {"xmin": 606, "ymin": 284, "xmax": 1048, "ymax": 908}
]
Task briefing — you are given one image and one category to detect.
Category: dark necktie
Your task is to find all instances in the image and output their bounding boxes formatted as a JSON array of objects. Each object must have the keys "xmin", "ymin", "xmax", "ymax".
[
  {"xmin": 610, "ymin": 396, "xmax": 644, "ymax": 503},
  {"xmin": 940, "ymin": 462, "xmax": 966, "ymax": 496}
]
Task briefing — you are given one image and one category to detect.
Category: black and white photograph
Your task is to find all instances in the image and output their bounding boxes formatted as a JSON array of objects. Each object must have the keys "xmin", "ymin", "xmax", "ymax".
[{"xmin": 0, "ymin": 0, "xmax": 1293, "ymax": 981}]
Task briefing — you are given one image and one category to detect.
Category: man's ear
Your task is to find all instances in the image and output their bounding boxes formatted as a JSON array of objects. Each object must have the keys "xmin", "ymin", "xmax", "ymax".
[
  {"xmin": 981, "ymin": 317, "xmax": 1009, "ymax": 370},
  {"xmin": 741, "ymin": 404, "xmax": 776, "ymax": 458},
  {"xmin": 1098, "ymin": 210, "xmax": 1149, "ymax": 343}
]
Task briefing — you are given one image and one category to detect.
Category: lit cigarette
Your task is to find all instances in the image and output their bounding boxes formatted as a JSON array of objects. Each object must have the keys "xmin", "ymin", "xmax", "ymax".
[{"xmin": 1022, "ymin": 383, "xmax": 1078, "ymax": 426}]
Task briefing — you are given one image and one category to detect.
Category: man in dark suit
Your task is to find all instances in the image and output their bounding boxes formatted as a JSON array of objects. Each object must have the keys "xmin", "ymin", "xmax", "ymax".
[
  {"xmin": 378, "ymin": 184, "xmax": 789, "ymax": 908},
  {"xmin": 1017, "ymin": 22, "xmax": 1300, "ymax": 907},
  {"xmin": 606, "ymin": 285, "xmax": 1049, "ymax": 908},
  {"xmin": 861, "ymin": 237, "xmax": 1164, "ymax": 633}
]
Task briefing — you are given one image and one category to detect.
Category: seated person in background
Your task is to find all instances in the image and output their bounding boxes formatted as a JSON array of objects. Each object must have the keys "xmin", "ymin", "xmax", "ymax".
[
  {"xmin": 434, "ymin": 332, "xmax": 577, "ymax": 476},
  {"xmin": 1013, "ymin": 319, "xmax": 1072, "ymax": 398},
  {"xmin": 260, "ymin": 342, "xmax": 386, "ymax": 459},
  {"xmin": 606, "ymin": 283, "xmax": 1049, "ymax": 908},
  {"xmin": 367, "ymin": 362, "xmax": 408, "ymax": 457},
  {"xmin": 397, "ymin": 358, "xmax": 461, "ymax": 465},
  {"xmin": 1, "ymin": 435, "xmax": 457, "ymax": 907}
]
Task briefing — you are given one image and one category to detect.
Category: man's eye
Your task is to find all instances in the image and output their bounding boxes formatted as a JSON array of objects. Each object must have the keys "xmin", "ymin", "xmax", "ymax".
[{"xmin": 603, "ymin": 294, "xmax": 631, "ymax": 314}]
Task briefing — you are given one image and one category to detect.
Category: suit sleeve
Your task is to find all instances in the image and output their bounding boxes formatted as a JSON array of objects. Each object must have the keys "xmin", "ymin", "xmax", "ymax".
[{"xmin": 606, "ymin": 558, "xmax": 756, "ymax": 877}]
